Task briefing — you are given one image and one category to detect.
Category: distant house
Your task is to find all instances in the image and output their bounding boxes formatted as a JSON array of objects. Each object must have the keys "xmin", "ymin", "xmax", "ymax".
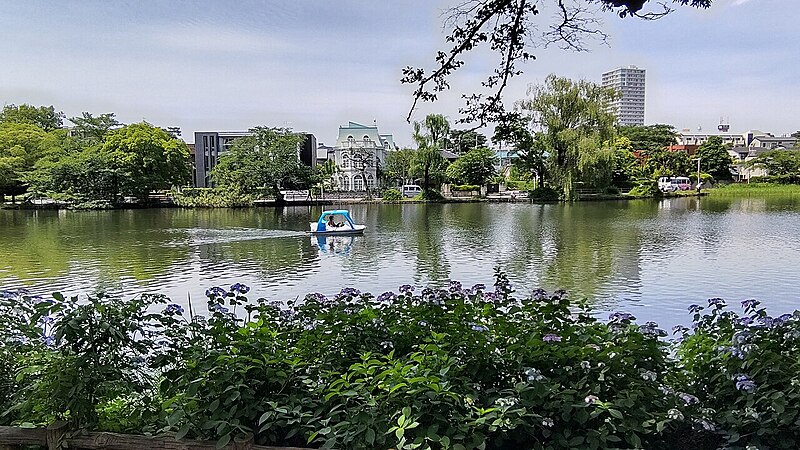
[
  {"xmin": 316, "ymin": 143, "xmax": 335, "ymax": 166},
  {"xmin": 192, "ymin": 131, "xmax": 317, "ymax": 188},
  {"xmin": 494, "ymin": 149, "xmax": 519, "ymax": 168},
  {"xmin": 333, "ymin": 122, "xmax": 398, "ymax": 191},
  {"xmin": 440, "ymin": 149, "xmax": 460, "ymax": 163}
]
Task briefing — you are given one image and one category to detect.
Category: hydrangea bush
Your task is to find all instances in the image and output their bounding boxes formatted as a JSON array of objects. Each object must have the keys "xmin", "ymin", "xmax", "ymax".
[{"xmin": 1, "ymin": 274, "xmax": 799, "ymax": 449}]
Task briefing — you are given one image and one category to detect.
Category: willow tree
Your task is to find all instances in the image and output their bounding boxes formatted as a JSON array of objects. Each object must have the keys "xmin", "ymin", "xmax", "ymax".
[
  {"xmin": 412, "ymin": 114, "xmax": 451, "ymax": 196},
  {"xmin": 519, "ymin": 74, "xmax": 616, "ymax": 199}
]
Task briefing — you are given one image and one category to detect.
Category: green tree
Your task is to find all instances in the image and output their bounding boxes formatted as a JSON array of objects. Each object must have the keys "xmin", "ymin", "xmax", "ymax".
[
  {"xmin": 309, "ymin": 159, "xmax": 339, "ymax": 194},
  {"xmin": 518, "ymin": 74, "xmax": 617, "ymax": 199},
  {"xmin": 0, "ymin": 122, "xmax": 49, "ymax": 201},
  {"xmin": 69, "ymin": 112, "xmax": 121, "ymax": 145},
  {"xmin": 696, "ymin": 136, "xmax": 733, "ymax": 181},
  {"xmin": 446, "ymin": 147, "xmax": 497, "ymax": 186},
  {"xmin": 412, "ymin": 115, "xmax": 451, "ymax": 196},
  {"xmin": 611, "ymin": 136, "xmax": 638, "ymax": 187},
  {"xmin": 746, "ymin": 149, "xmax": 800, "ymax": 182},
  {"xmin": 212, "ymin": 127, "xmax": 310, "ymax": 195},
  {"xmin": 446, "ymin": 129, "xmax": 488, "ymax": 154},
  {"xmin": 384, "ymin": 148, "xmax": 417, "ymax": 186},
  {"xmin": 0, "ymin": 104, "xmax": 65, "ymax": 132},
  {"xmin": 101, "ymin": 122, "xmax": 191, "ymax": 200},
  {"xmin": 641, "ymin": 148, "xmax": 692, "ymax": 178},
  {"xmin": 494, "ymin": 112, "xmax": 547, "ymax": 185},
  {"xmin": 617, "ymin": 124, "xmax": 678, "ymax": 152}
]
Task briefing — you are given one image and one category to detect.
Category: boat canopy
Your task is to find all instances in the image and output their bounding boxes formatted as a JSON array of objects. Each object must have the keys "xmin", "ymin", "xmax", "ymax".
[{"xmin": 315, "ymin": 210, "xmax": 356, "ymax": 231}]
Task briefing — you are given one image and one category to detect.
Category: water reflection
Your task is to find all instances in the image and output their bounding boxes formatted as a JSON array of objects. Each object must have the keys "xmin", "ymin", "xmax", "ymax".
[
  {"xmin": 313, "ymin": 235, "xmax": 354, "ymax": 256},
  {"xmin": 2, "ymin": 198, "xmax": 800, "ymax": 328}
]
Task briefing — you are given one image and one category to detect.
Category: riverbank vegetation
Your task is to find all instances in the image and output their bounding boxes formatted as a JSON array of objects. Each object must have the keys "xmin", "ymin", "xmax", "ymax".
[
  {"xmin": 0, "ymin": 104, "xmax": 190, "ymax": 205},
  {"xmin": 2, "ymin": 273, "xmax": 798, "ymax": 449},
  {"xmin": 709, "ymin": 182, "xmax": 800, "ymax": 197}
]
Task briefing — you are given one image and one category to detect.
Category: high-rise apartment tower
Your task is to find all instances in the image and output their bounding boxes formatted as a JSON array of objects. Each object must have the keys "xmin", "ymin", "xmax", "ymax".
[{"xmin": 601, "ymin": 66, "xmax": 646, "ymax": 126}]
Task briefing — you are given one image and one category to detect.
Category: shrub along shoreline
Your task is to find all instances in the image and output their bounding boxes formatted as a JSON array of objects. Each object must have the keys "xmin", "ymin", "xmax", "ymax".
[{"xmin": 2, "ymin": 273, "xmax": 798, "ymax": 450}]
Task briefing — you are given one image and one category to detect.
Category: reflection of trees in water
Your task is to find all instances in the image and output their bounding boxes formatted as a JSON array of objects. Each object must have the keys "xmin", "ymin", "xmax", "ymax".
[
  {"xmin": 406, "ymin": 205, "xmax": 451, "ymax": 285},
  {"xmin": 0, "ymin": 210, "xmax": 71, "ymax": 281},
  {"xmin": 539, "ymin": 204, "xmax": 617, "ymax": 300},
  {"xmin": 493, "ymin": 201, "xmax": 655, "ymax": 305},
  {"xmin": 0, "ymin": 210, "xmax": 189, "ymax": 288},
  {"xmin": 498, "ymin": 205, "xmax": 548, "ymax": 284}
]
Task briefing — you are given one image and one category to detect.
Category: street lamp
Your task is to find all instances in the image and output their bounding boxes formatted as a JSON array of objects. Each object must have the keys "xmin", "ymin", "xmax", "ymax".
[{"xmin": 692, "ymin": 156, "xmax": 701, "ymax": 194}]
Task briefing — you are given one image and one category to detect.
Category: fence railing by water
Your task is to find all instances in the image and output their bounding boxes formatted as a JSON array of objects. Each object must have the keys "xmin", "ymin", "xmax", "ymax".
[{"xmin": 0, "ymin": 423, "xmax": 308, "ymax": 450}]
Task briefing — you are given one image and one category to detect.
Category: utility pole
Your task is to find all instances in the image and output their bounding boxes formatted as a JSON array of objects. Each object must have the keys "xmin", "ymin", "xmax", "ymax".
[{"xmin": 693, "ymin": 156, "xmax": 701, "ymax": 194}]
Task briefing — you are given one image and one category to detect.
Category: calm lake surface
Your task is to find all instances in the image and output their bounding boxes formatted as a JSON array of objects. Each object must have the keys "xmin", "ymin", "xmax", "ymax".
[{"xmin": 2, "ymin": 195, "xmax": 800, "ymax": 327}]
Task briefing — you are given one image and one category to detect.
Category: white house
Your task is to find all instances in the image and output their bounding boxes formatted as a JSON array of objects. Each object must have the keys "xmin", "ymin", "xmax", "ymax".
[{"xmin": 333, "ymin": 121, "xmax": 398, "ymax": 191}]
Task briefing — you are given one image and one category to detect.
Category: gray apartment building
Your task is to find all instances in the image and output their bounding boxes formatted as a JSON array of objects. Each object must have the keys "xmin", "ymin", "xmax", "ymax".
[
  {"xmin": 193, "ymin": 131, "xmax": 317, "ymax": 187},
  {"xmin": 602, "ymin": 66, "xmax": 646, "ymax": 126}
]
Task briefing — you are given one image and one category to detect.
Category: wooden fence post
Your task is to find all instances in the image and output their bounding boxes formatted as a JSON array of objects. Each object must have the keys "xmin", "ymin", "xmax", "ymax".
[{"xmin": 46, "ymin": 421, "xmax": 68, "ymax": 450}]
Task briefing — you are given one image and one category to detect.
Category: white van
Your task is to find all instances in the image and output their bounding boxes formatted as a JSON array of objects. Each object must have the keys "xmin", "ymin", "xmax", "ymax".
[{"xmin": 401, "ymin": 184, "xmax": 422, "ymax": 197}]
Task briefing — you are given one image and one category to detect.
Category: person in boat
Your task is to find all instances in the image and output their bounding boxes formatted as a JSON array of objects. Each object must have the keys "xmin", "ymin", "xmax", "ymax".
[{"xmin": 327, "ymin": 215, "xmax": 344, "ymax": 228}]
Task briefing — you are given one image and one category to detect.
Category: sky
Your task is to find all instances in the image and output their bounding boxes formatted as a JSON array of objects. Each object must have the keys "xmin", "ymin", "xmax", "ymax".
[{"xmin": 1, "ymin": 0, "xmax": 798, "ymax": 147}]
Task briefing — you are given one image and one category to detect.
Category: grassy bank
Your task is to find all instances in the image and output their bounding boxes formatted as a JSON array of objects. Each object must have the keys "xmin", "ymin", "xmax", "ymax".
[{"xmin": 708, "ymin": 183, "xmax": 800, "ymax": 197}]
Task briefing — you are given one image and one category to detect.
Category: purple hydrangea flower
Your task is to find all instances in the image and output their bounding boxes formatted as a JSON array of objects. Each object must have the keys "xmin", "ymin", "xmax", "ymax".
[
  {"xmin": 688, "ymin": 304, "xmax": 703, "ymax": 314},
  {"xmin": 39, "ymin": 315, "xmax": 55, "ymax": 325},
  {"xmin": 609, "ymin": 312, "xmax": 634, "ymax": 323},
  {"xmin": 164, "ymin": 304, "xmax": 184, "ymax": 315},
  {"xmin": 448, "ymin": 280, "xmax": 463, "ymax": 293},
  {"xmin": 377, "ymin": 291, "xmax": 396, "ymax": 303},
  {"xmin": 679, "ymin": 392, "xmax": 699, "ymax": 405},
  {"xmin": 230, "ymin": 283, "xmax": 250, "ymax": 294},
  {"xmin": 399, "ymin": 284, "xmax": 414, "ymax": 294},
  {"xmin": 205, "ymin": 287, "xmax": 227, "ymax": 298},
  {"xmin": 759, "ymin": 316, "xmax": 775, "ymax": 328},
  {"xmin": 735, "ymin": 374, "xmax": 756, "ymax": 393},
  {"xmin": 41, "ymin": 335, "xmax": 55, "ymax": 347},
  {"xmin": 339, "ymin": 287, "xmax": 361, "ymax": 296},
  {"xmin": 739, "ymin": 316, "xmax": 753, "ymax": 326},
  {"xmin": 531, "ymin": 288, "xmax": 548, "ymax": 300},
  {"xmin": 307, "ymin": 292, "xmax": 327, "ymax": 303},
  {"xmin": 471, "ymin": 283, "xmax": 486, "ymax": 292},
  {"xmin": 741, "ymin": 299, "xmax": 758, "ymax": 311},
  {"xmin": 543, "ymin": 334, "xmax": 562, "ymax": 342},
  {"xmin": 707, "ymin": 298, "xmax": 725, "ymax": 307},
  {"xmin": 640, "ymin": 321, "xmax": 667, "ymax": 338}
]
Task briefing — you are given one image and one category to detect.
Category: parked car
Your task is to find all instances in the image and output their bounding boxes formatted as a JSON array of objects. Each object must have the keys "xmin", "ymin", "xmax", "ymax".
[{"xmin": 402, "ymin": 184, "xmax": 422, "ymax": 197}]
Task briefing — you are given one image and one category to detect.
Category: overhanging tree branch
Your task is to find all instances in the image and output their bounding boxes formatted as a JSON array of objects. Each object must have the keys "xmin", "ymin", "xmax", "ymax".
[{"xmin": 403, "ymin": 0, "xmax": 712, "ymax": 126}]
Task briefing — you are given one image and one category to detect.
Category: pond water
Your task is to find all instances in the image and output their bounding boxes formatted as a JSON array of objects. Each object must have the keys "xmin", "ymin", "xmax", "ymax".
[{"xmin": 2, "ymin": 195, "xmax": 800, "ymax": 328}]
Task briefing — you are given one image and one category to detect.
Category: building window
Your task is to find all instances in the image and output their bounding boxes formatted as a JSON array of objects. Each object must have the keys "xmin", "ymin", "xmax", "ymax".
[
  {"xmin": 367, "ymin": 174, "xmax": 375, "ymax": 189},
  {"xmin": 341, "ymin": 153, "xmax": 349, "ymax": 168},
  {"xmin": 342, "ymin": 176, "xmax": 350, "ymax": 191},
  {"xmin": 353, "ymin": 175, "xmax": 364, "ymax": 191}
]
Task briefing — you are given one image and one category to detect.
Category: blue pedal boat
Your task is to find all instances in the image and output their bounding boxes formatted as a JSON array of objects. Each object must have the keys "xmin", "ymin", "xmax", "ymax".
[{"xmin": 309, "ymin": 210, "xmax": 366, "ymax": 235}]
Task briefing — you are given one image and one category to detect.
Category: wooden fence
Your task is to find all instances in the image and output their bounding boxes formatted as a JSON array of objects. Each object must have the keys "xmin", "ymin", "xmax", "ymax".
[{"xmin": 0, "ymin": 423, "xmax": 309, "ymax": 450}]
